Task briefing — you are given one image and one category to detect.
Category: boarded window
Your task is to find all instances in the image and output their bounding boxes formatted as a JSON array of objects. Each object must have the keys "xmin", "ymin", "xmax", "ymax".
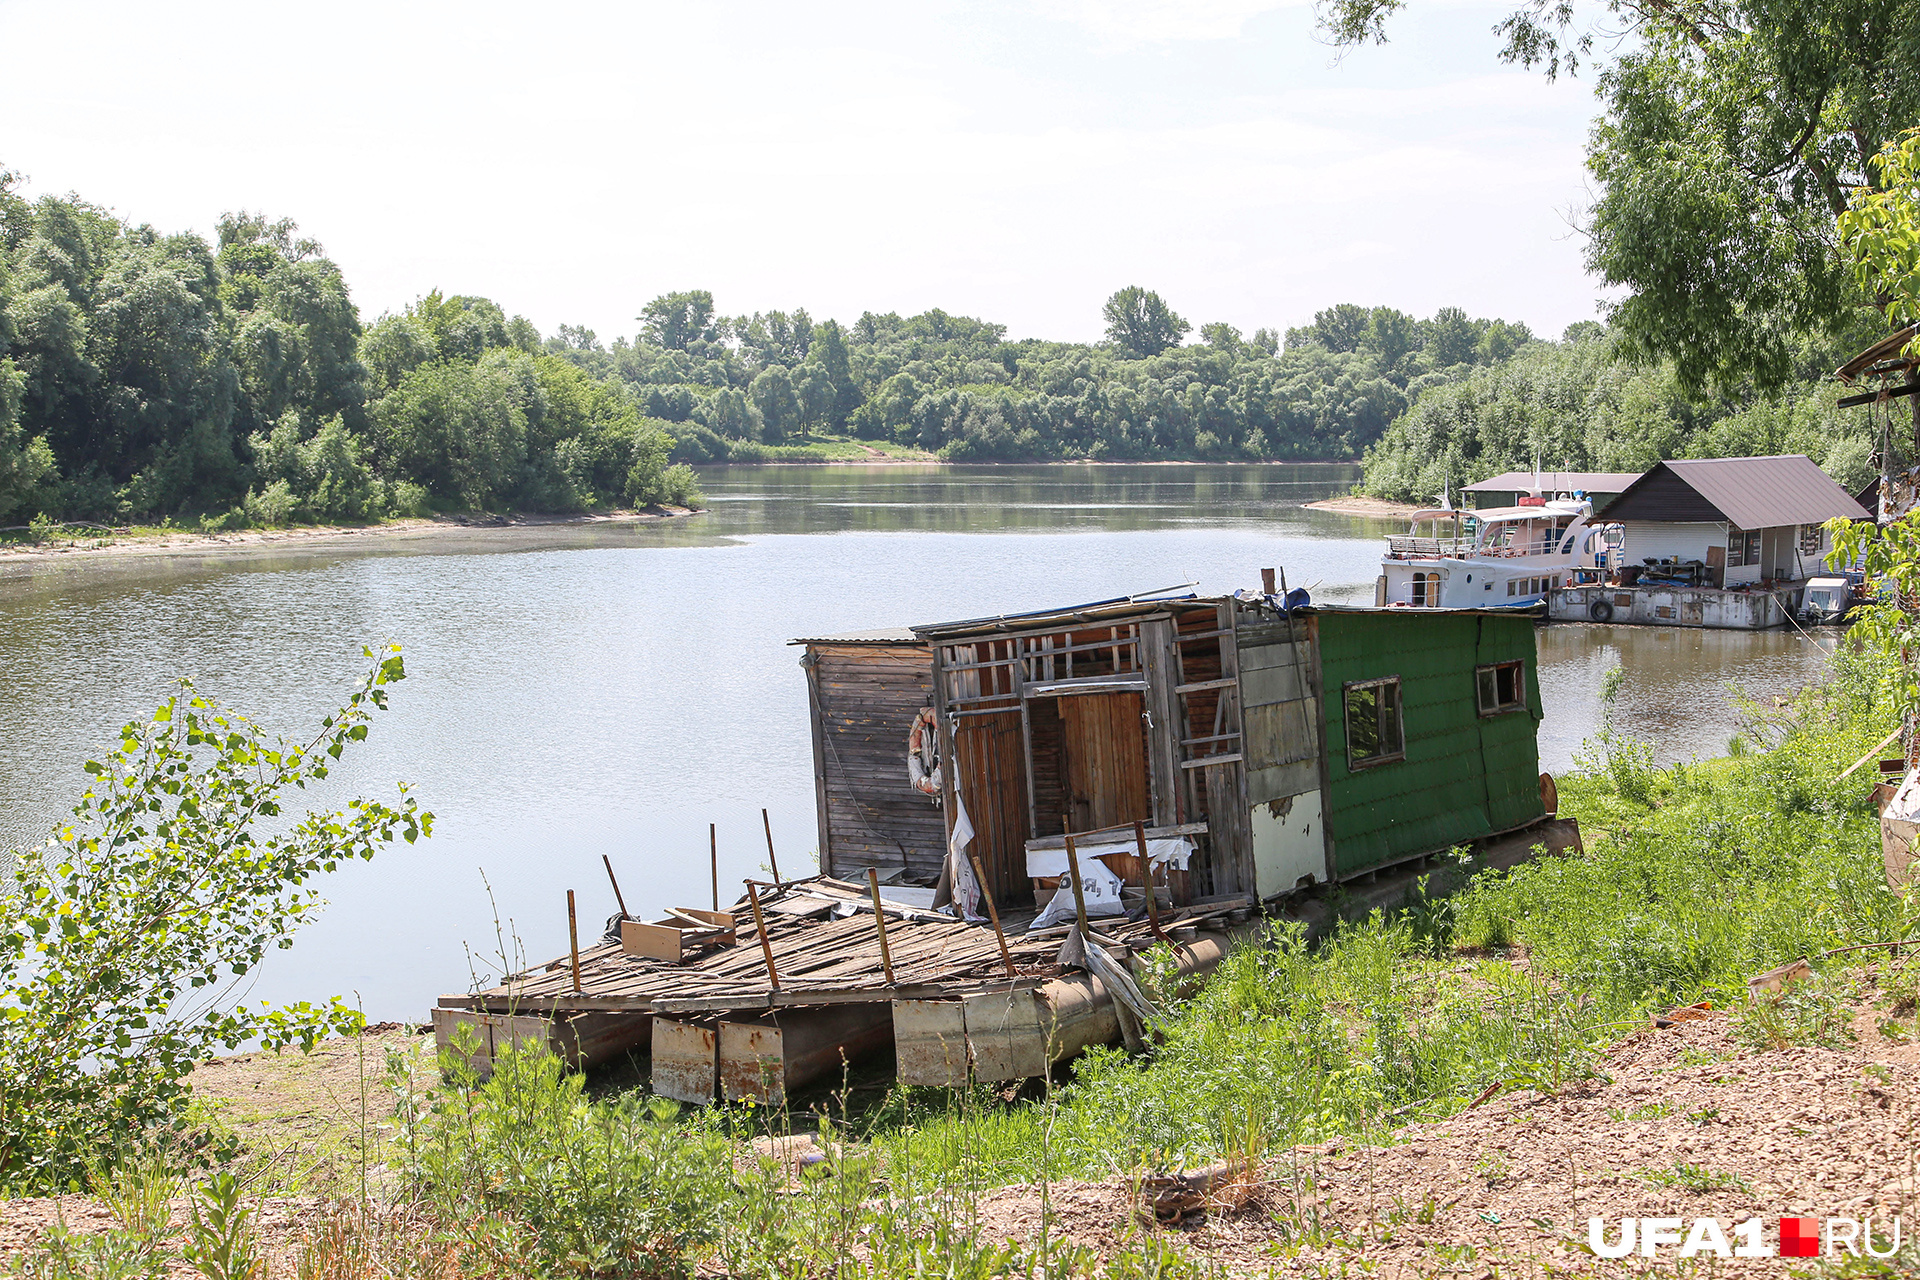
[
  {"xmin": 1344, "ymin": 677, "xmax": 1403, "ymax": 770},
  {"xmin": 1475, "ymin": 661, "xmax": 1526, "ymax": 716}
]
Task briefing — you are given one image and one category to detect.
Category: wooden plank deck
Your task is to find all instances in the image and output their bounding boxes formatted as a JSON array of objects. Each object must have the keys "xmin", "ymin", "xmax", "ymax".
[{"xmin": 441, "ymin": 875, "xmax": 1248, "ymax": 1017}]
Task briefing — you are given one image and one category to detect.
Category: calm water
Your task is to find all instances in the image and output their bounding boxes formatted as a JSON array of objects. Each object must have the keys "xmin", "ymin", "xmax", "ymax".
[{"xmin": 0, "ymin": 464, "xmax": 1836, "ymax": 1018}]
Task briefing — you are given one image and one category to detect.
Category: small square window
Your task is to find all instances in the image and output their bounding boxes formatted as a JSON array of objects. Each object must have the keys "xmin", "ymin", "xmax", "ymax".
[
  {"xmin": 1344, "ymin": 677, "xmax": 1404, "ymax": 769},
  {"xmin": 1506, "ymin": 580, "xmax": 1516, "ymax": 596},
  {"xmin": 1475, "ymin": 661, "xmax": 1526, "ymax": 716}
]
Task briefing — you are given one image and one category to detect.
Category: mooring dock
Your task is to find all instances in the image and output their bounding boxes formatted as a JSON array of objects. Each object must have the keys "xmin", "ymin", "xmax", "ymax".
[{"xmin": 436, "ymin": 874, "xmax": 1249, "ymax": 1104}]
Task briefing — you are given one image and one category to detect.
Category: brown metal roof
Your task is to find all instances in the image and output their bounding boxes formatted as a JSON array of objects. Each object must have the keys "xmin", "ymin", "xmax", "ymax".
[
  {"xmin": 1461, "ymin": 470, "xmax": 1642, "ymax": 493},
  {"xmin": 1604, "ymin": 456, "xmax": 1868, "ymax": 528}
]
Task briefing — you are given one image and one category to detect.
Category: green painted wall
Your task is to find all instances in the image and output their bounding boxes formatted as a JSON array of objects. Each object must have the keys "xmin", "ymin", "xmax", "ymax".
[{"xmin": 1317, "ymin": 610, "xmax": 1544, "ymax": 876}]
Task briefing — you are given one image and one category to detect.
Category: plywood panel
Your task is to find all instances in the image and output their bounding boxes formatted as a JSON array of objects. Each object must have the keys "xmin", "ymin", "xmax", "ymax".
[
  {"xmin": 894, "ymin": 1000, "xmax": 969, "ymax": 1086},
  {"xmin": 963, "ymin": 990, "xmax": 1048, "ymax": 1082},
  {"xmin": 955, "ymin": 709, "xmax": 1031, "ymax": 904},
  {"xmin": 1059, "ymin": 692, "xmax": 1151, "ymax": 834}
]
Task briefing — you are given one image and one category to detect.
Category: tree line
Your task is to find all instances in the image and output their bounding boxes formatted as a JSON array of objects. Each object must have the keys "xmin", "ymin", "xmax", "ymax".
[
  {"xmin": 0, "ymin": 167, "xmax": 1565, "ymax": 525},
  {"xmin": 0, "ymin": 175, "xmax": 698, "ymax": 527}
]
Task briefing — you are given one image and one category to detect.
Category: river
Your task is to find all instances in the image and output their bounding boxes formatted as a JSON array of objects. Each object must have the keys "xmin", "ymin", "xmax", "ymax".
[{"xmin": 0, "ymin": 464, "xmax": 1837, "ymax": 1018}]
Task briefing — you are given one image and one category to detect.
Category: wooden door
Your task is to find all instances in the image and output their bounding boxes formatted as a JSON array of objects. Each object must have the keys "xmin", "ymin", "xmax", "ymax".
[
  {"xmin": 1059, "ymin": 692, "xmax": 1152, "ymax": 834},
  {"xmin": 1704, "ymin": 543, "xmax": 1725, "ymax": 588},
  {"xmin": 953, "ymin": 709, "xmax": 1030, "ymax": 904}
]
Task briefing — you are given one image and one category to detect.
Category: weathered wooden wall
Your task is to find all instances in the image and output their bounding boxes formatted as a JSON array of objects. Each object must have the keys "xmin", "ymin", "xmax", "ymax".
[{"xmin": 804, "ymin": 643, "xmax": 947, "ymax": 882}]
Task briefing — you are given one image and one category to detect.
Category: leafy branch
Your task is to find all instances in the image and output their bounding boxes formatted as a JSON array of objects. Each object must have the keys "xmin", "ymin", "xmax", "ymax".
[{"xmin": 0, "ymin": 645, "xmax": 431, "ymax": 1189}]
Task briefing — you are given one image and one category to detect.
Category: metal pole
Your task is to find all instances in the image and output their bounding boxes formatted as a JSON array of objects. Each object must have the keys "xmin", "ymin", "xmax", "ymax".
[
  {"xmin": 971, "ymin": 854, "xmax": 1018, "ymax": 977},
  {"xmin": 745, "ymin": 881, "xmax": 779, "ymax": 988},
  {"xmin": 566, "ymin": 889, "xmax": 582, "ymax": 994},
  {"xmin": 601, "ymin": 854, "xmax": 629, "ymax": 918},
  {"xmin": 710, "ymin": 823, "xmax": 719, "ymax": 912},
  {"xmin": 762, "ymin": 808, "xmax": 781, "ymax": 884},
  {"xmin": 865, "ymin": 867, "xmax": 896, "ymax": 985}
]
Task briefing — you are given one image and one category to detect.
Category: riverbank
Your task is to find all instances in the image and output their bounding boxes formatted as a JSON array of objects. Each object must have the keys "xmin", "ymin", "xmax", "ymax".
[
  {"xmin": 0, "ymin": 505, "xmax": 703, "ymax": 567},
  {"xmin": 1303, "ymin": 494, "xmax": 1423, "ymax": 517}
]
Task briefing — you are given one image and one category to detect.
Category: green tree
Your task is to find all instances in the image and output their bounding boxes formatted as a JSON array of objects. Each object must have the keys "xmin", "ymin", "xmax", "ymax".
[
  {"xmin": 639, "ymin": 290, "xmax": 717, "ymax": 352},
  {"xmin": 1317, "ymin": 0, "xmax": 1920, "ymax": 393},
  {"xmin": 1422, "ymin": 307, "xmax": 1479, "ymax": 367},
  {"xmin": 1102, "ymin": 286, "xmax": 1190, "ymax": 358},
  {"xmin": 1312, "ymin": 304, "xmax": 1371, "ymax": 353},
  {"xmin": 1200, "ymin": 321, "xmax": 1244, "ymax": 353},
  {"xmin": 805, "ymin": 318, "xmax": 859, "ymax": 428},
  {"xmin": 748, "ymin": 365, "xmax": 800, "ymax": 443},
  {"xmin": 1361, "ymin": 307, "xmax": 1416, "ymax": 365},
  {"xmin": 0, "ymin": 648, "xmax": 428, "ymax": 1188}
]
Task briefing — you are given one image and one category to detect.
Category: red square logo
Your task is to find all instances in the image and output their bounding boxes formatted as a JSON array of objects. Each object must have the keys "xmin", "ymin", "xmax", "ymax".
[{"xmin": 1780, "ymin": 1217, "xmax": 1820, "ymax": 1258}]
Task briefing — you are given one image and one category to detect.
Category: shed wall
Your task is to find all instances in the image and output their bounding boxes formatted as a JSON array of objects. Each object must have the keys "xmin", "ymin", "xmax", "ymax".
[
  {"xmin": 804, "ymin": 643, "xmax": 947, "ymax": 882},
  {"xmin": 1317, "ymin": 613, "xmax": 1543, "ymax": 876}
]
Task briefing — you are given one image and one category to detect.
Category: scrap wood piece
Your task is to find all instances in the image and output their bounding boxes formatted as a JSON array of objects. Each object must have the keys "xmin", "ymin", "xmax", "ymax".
[
  {"xmin": 1651, "ymin": 1001, "xmax": 1714, "ymax": 1030},
  {"xmin": 1748, "ymin": 956, "xmax": 1813, "ymax": 996},
  {"xmin": 1139, "ymin": 1159, "xmax": 1254, "ymax": 1224}
]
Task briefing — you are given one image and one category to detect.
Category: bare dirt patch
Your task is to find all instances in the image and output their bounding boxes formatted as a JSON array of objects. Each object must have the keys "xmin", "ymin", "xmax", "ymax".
[{"xmin": 973, "ymin": 1010, "xmax": 1920, "ymax": 1275}]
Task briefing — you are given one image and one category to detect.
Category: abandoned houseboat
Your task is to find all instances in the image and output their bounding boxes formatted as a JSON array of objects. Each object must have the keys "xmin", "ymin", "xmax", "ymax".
[
  {"xmin": 437, "ymin": 582, "xmax": 1569, "ymax": 1101},
  {"xmin": 800, "ymin": 586, "xmax": 1555, "ymax": 908}
]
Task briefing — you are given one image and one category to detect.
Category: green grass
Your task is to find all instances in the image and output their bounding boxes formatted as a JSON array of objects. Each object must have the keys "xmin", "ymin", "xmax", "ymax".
[{"xmin": 19, "ymin": 642, "xmax": 1919, "ymax": 1278}]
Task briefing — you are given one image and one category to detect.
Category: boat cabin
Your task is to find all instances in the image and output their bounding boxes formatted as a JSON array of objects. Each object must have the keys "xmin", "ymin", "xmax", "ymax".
[
  {"xmin": 796, "ymin": 588, "xmax": 1551, "ymax": 909},
  {"xmin": 1379, "ymin": 497, "xmax": 1613, "ymax": 609}
]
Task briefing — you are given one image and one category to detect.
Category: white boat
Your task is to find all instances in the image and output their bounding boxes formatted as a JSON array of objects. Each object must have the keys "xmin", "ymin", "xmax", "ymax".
[{"xmin": 1378, "ymin": 494, "xmax": 1617, "ymax": 608}]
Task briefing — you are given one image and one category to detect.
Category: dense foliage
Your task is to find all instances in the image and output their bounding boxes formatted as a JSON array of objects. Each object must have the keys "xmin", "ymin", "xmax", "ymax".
[
  {"xmin": 0, "ymin": 173, "xmax": 697, "ymax": 525},
  {"xmin": 522, "ymin": 297, "xmax": 1541, "ymax": 466},
  {"xmin": 0, "ymin": 169, "xmax": 1576, "ymax": 520},
  {"xmin": 1318, "ymin": 0, "xmax": 1918, "ymax": 396},
  {"xmin": 1356, "ymin": 329, "xmax": 1879, "ymax": 503},
  {"xmin": 0, "ymin": 648, "xmax": 428, "ymax": 1189}
]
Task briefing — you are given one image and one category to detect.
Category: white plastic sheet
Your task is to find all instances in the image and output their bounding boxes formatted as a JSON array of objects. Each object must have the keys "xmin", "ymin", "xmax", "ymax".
[{"xmin": 1024, "ymin": 836, "xmax": 1193, "ymax": 879}]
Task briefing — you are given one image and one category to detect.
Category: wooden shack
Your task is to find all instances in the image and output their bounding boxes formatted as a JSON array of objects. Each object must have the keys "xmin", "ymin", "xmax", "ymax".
[{"xmin": 797, "ymin": 589, "xmax": 1553, "ymax": 907}]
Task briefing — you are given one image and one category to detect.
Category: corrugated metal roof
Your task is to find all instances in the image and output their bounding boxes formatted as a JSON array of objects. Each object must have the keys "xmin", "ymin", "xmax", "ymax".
[
  {"xmin": 912, "ymin": 589, "xmax": 1203, "ymax": 639},
  {"xmin": 789, "ymin": 627, "xmax": 923, "ymax": 646},
  {"xmin": 1606, "ymin": 456, "xmax": 1867, "ymax": 529},
  {"xmin": 1462, "ymin": 470, "xmax": 1642, "ymax": 493}
]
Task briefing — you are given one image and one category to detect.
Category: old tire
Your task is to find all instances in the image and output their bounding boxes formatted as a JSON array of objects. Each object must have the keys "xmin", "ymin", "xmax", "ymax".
[{"xmin": 1588, "ymin": 597, "xmax": 1614, "ymax": 623}]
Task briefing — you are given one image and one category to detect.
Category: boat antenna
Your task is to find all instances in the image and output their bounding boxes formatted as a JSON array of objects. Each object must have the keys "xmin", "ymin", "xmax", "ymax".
[{"xmin": 1436, "ymin": 461, "xmax": 1453, "ymax": 512}]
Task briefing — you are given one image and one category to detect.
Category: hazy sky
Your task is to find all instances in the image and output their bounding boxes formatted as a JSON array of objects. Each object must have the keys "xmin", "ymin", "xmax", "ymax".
[{"xmin": 0, "ymin": 0, "xmax": 1607, "ymax": 345}]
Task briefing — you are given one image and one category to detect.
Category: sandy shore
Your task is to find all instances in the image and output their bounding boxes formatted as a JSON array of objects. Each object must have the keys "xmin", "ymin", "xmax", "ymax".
[
  {"xmin": 1304, "ymin": 495, "xmax": 1424, "ymax": 518},
  {"xmin": 0, "ymin": 506, "xmax": 702, "ymax": 566}
]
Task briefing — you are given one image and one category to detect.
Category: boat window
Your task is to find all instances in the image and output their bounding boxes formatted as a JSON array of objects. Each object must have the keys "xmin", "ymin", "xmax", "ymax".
[
  {"xmin": 1476, "ymin": 661, "xmax": 1526, "ymax": 717},
  {"xmin": 1344, "ymin": 677, "xmax": 1404, "ymax": 769},
  {"xmin": 1506, "ymin": 579, "xmax": 1516, "ymax": 596}
]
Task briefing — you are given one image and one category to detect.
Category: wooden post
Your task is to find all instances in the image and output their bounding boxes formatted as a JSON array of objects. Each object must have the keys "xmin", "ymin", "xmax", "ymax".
[
  {"xmin": 1134, "ymin": 820, "xmax": 1166, "ymax": 941},
  {"xmin": 566, "ymin": 889, "xmax": 582, "ymax": 994},
  {"xmin": 971, "ymin": 854, "xmax": 1018, "ymax": 978},
  {"xmin": 710, "ymin": 824, "xmax": 719, "ymax": 912},
  {"xmin": 601, "ymin": 855, "xmax": 629, "ymax": 919},
  {"xmin": 745, "ymin": 881, "xmax": 779, "ymax": 988},
  {"xmin": 1063, "ymin": 833, "xmax": 1092, "ymax": 938},
  {"xmin": 762, "ymin": 808, "xmax": 781, "ymax": 884},
  {"xmin": 865, "ymin": 867, "xmax": 896, "ymax": 985}
]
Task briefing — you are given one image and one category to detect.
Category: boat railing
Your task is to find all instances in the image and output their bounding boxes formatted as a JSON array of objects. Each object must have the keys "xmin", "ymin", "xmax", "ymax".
[{"xmin": 1385, "ymin": 535, "xmax": 1469, "ymax": 558}]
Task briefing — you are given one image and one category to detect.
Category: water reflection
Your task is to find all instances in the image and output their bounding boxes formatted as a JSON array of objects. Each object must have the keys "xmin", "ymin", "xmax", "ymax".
[{"xmin": 0, "ymin": 463, "xmax": 1834, "ymax": 1017}]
